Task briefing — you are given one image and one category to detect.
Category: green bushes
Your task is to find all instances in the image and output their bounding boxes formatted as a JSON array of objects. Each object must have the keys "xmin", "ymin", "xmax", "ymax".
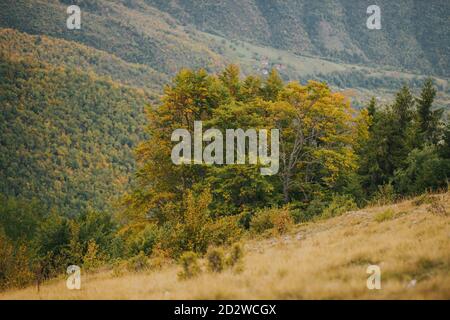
[
  {"xmin": 374, "ymin": 209, "xmax": 396, "ymax": 223},
  {"xmin": 250, "ymin": 206, "xmax": 294, "ymax": 235},
  {"xmin": 250, "ymin": 208, "xmax": 275, "ymax": 234},
  {"xmin": 178, "ymin": 251, "xmax": 201, "ymax": 280},
  {"xmin": 226, "ymin": 243, "xmax": 244, "ymax": 268},
  {"xmin": 178, "ymin": 243, "xmax": 244, "ymax": 279},
  {"xmin": 321, "ymin": 194, "xmax": 358, "ymax": 219},
  {"xmin": 0, "ymin": 230, "xmax": 34, "ymax": 290},
  {"xmin": 126, "ymin": 251, "xmax": 150, "ymax": 272},
  {"xmin": 394, "ymin": 146, "xmax": 450, "ymax": 195},
  {"xmin": 370, "ymin": 184, "xmax": 397, "ymax": 206},
  {"xmin": 206, "ymin": 247, "xmax": 225, "ymax": 273}
]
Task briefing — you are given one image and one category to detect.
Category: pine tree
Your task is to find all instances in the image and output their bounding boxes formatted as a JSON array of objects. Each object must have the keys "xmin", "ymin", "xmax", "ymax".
[
  {"xmin": 367, "ymin": 97, "xmax": 376, "ymax": 118},
  {"xmin": 261, "ymin": 69, "xmax": 283, "ymax": 101},
  {"xmin": 416, "ymin": 78, "xmax": 442, "ymax": 145}
]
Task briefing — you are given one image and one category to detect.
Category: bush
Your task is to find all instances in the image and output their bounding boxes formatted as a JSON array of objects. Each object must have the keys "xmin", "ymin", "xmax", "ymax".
[
  {"xmin": 374, "ymin": 209, "xmax": 395, "ymax": 222},
  {"xmin": 250, "ymin": 208, "xmax": 274, "ymax": 234},
  {"xmin": 127, "ymin": 223, "xmax": 160, "ymax": 257},
  {"xmin": 226, "ymin": 243, "xmax": 244, "ymax": 268},
  {"xmin": 370, "ymin": 184, "xmax": 396, "ymax": 206},
  {"xmin": 83, "ymin": 239, "xmax": 103, "ymax": 271},
  {"xmin": 250, "ymin": 206, "xmax": 294, "ymax": 235},
  {"xmin": 206, "ymin": 215, "xmax": 242, "ymax": 247},
  {"xmin": 321, "ymin": 194, "xmax": 357, "ymax": 219},
  {"xmin": 178, "ymin": 251, "xmax": 201, "ymax": 280},
  {"xmin": 206, "ymin": 247, "xmax": 225, "ymax": 273},
  {"xmin": 394, "ymin": 146, "xmax": 450, "ymax": 195},
  {"xmin": 126, "ymin": 251, "xmax": 149, "ymax": 272},
  {"xmin": 272, "ymin": 207, "xmax": 294, "ymax": 235},
  {"xmin": 301, "ymin": 197, "xmax": 329, "ymax": 221}
]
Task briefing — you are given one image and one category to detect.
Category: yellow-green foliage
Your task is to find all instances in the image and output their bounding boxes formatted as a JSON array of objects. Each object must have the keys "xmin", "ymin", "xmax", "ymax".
[
  {"xmin": 0, "ymin": 232, "xmax": 34, "ymax": 290},
  {"xmin": 226, "ymin": 243, "xmax": 244, "ymax": 268},
  {"xmin": 370, "ymin": 184, "xmax": 396, "ymax": 206},
  {"xmin": 375, "ymin": 209, "xmax": 396, "ymax": 223},
  {"xmin": 321, "ymin": 194, "xmax": 357, "ymax": 219},
  {"xmin": 271, "ymin": 207, "xmax": 294, "ymax": 235},
  {"xmin": 83, "ymin": 240, "xmax": 103, "ymax": 271},
  {"xmin": 206, "ymin": 216, "xmax": 242, "ymax": 247},
  {"xmin": 126, "ymin": 251, "xmax": 149, "ymax": 272},
  {"xmin": 250, "ymin": 207, "xmax": 294, "ymax": 235},
  {"xmin": 178, "ymin": 251, "xmax": 201, "ymax": 280}
]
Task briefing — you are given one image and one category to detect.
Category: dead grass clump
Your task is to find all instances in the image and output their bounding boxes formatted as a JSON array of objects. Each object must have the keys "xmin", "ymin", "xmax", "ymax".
[
  {"xmin": 427, "ymin": 197, "xmax": 448, "ymax": 216},
  {"xmin": 412, "ymin": 194, "xmax": 433, "ymax": 206}
]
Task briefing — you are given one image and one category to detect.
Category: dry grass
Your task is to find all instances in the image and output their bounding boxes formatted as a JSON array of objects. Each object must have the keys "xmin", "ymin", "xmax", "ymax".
[{"xmin": 1, "ymin": 193, "xmax": 449, "ymax": 300}]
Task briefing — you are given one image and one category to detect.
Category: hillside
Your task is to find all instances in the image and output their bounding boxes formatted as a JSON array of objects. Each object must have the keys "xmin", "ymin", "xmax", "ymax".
[
  {"xmin": 0, "ymin": 0, "xmax": 227, "ymax": 75},
  {"xmin": 0, "ymin": 28, "xmax": 166, "ymax": 98},
  {"xmin": 148, "ymin": 0, "xmax": 450, "ymax": 77},
  {"xmin": 1, "ymin": 0, "xmax": 448, "ymax": 110},
  {"xmin": 1, "ymin": 192, "xmax": 449, "ymax": 299},
  {"xmin": 0, "ymin": 51, "xmax": 148, "ymax": 215}
]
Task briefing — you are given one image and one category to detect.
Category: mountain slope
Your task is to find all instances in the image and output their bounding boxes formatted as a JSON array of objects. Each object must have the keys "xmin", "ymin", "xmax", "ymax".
[
  {"xmin": 0, "ymin": 51, "xmax": 148, "ymax": 215},
  {"xmin": 1, "ymin": 192, "xmax": 449, "ymax": 299},
  {"xmin": 0, "ymin": 28, "xmax": 166, "ymax": 97},
  {"xmin": 0, "ymin": 0, "xmax": 227, "ymax": 75},
  {"xmin": 148, "ymin": 0, "xmax": 450, "ymax": 77}
]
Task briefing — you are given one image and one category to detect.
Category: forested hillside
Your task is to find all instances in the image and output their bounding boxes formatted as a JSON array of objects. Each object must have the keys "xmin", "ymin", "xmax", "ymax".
[
  {"xmin": 0, "ymin": 0, "xmax": 227, "ymax": 75},
  {"xmin": 0, "ymin": 49, "xmax": 148, "ymax": 215},
  {"xmin": 0, "ymin": 0, "xmax": 449, "ymax": 296},
  {"xmin": 1, "ymin": 0, "xmax": 448, "ymax": 109},
  {"xmin": 0, "ymin": 29, "xmax": 166, "ymax": 98},
  {"xmin": 149, "ymin": 0, "xmax": 450, "ymax": 77}
]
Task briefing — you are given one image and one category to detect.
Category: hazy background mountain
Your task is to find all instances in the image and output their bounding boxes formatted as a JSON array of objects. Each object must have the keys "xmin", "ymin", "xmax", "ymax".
[{"xmin": 0, "ymin": 0, "xmax": 449, "ymax": 214}]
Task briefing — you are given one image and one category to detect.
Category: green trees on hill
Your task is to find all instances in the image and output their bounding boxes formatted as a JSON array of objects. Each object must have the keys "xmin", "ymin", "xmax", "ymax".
[
  {"xmin": 0, "ymin": 64, "xmax": 448, "ymax": 291},
  {"xmin": 358, "ymin": 80, "xmax": 450, "ymax": 198},
  {"xmin": 119, "ymin": 66, "xmax": 366, "ymax": 256},
  {"xmin": 0, "ymin": 54, "xmax": 148, "ymax": 215}
]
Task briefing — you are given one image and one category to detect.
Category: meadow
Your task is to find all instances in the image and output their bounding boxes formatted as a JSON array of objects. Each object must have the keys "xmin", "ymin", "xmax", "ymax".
[{"xmin": 2, "ymin": 192, "xmax": 448, "ymax": 300}]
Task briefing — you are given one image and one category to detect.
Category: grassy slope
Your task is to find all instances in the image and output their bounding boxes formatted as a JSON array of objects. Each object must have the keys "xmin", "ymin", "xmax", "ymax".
[{"xmin": 2, "ymin": 192, "xmax": 449, "ymax": 299}]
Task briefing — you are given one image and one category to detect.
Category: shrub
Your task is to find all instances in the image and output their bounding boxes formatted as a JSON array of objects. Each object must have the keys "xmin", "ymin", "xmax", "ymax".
[
  {"xmin": 206, "ymin": 247, "xmax": 225, "ymax": 273},
  {"xmin": 250, "ymin": 208, "xmax": 274, "ymax": 234},
  {"xmin": 206, "ymin": 215, "xmax": 242, "ymax": 247},
  {"xmin": 149, "ymin": 245, "xmax": 171, "ymax": 270},
  {"xmin": 374, "ymin": 209, "xmax": 395, "ymax": 223},
  {"xmin": 370, "ymin": 184, "xmax": 396, "ymax": 206},
  {"xmin": 394, "ymin": 146, "xmax": 450, "ymax": 195},
  {"xmin": 300, "ymin": 198, "xmax": 328, "ymax": 221},
  {"xmin": 83, "ymin": 239, "xmax": 103, "ymax": 271},
  {"xmin": 321, "ymin": 194, "xmax": 357, "ymax": 219},
  {"xmin": 250, "ymin": 207, "xmax": 294, "ymax": 235},
  {"xmin": 226, "ymin": 243, "xmax": 244, "ymax": 268},
  {"xmin": 127, "ymin": 223, "xmax": 160, "ymax": 257},
  {"xmin": 178, "ymin": 251, "xmax": 201, "ymax": 280},
  {"xmin": 126, "ymin": 251, "xmax": 149, "ymax": 272},
  {"xmin": 111, "ymin": 259, "xmax": 127, "ymax": 278},
  {"xmin": 272, "ymin": 207, "xmax": 294, "ymax": 235}
]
